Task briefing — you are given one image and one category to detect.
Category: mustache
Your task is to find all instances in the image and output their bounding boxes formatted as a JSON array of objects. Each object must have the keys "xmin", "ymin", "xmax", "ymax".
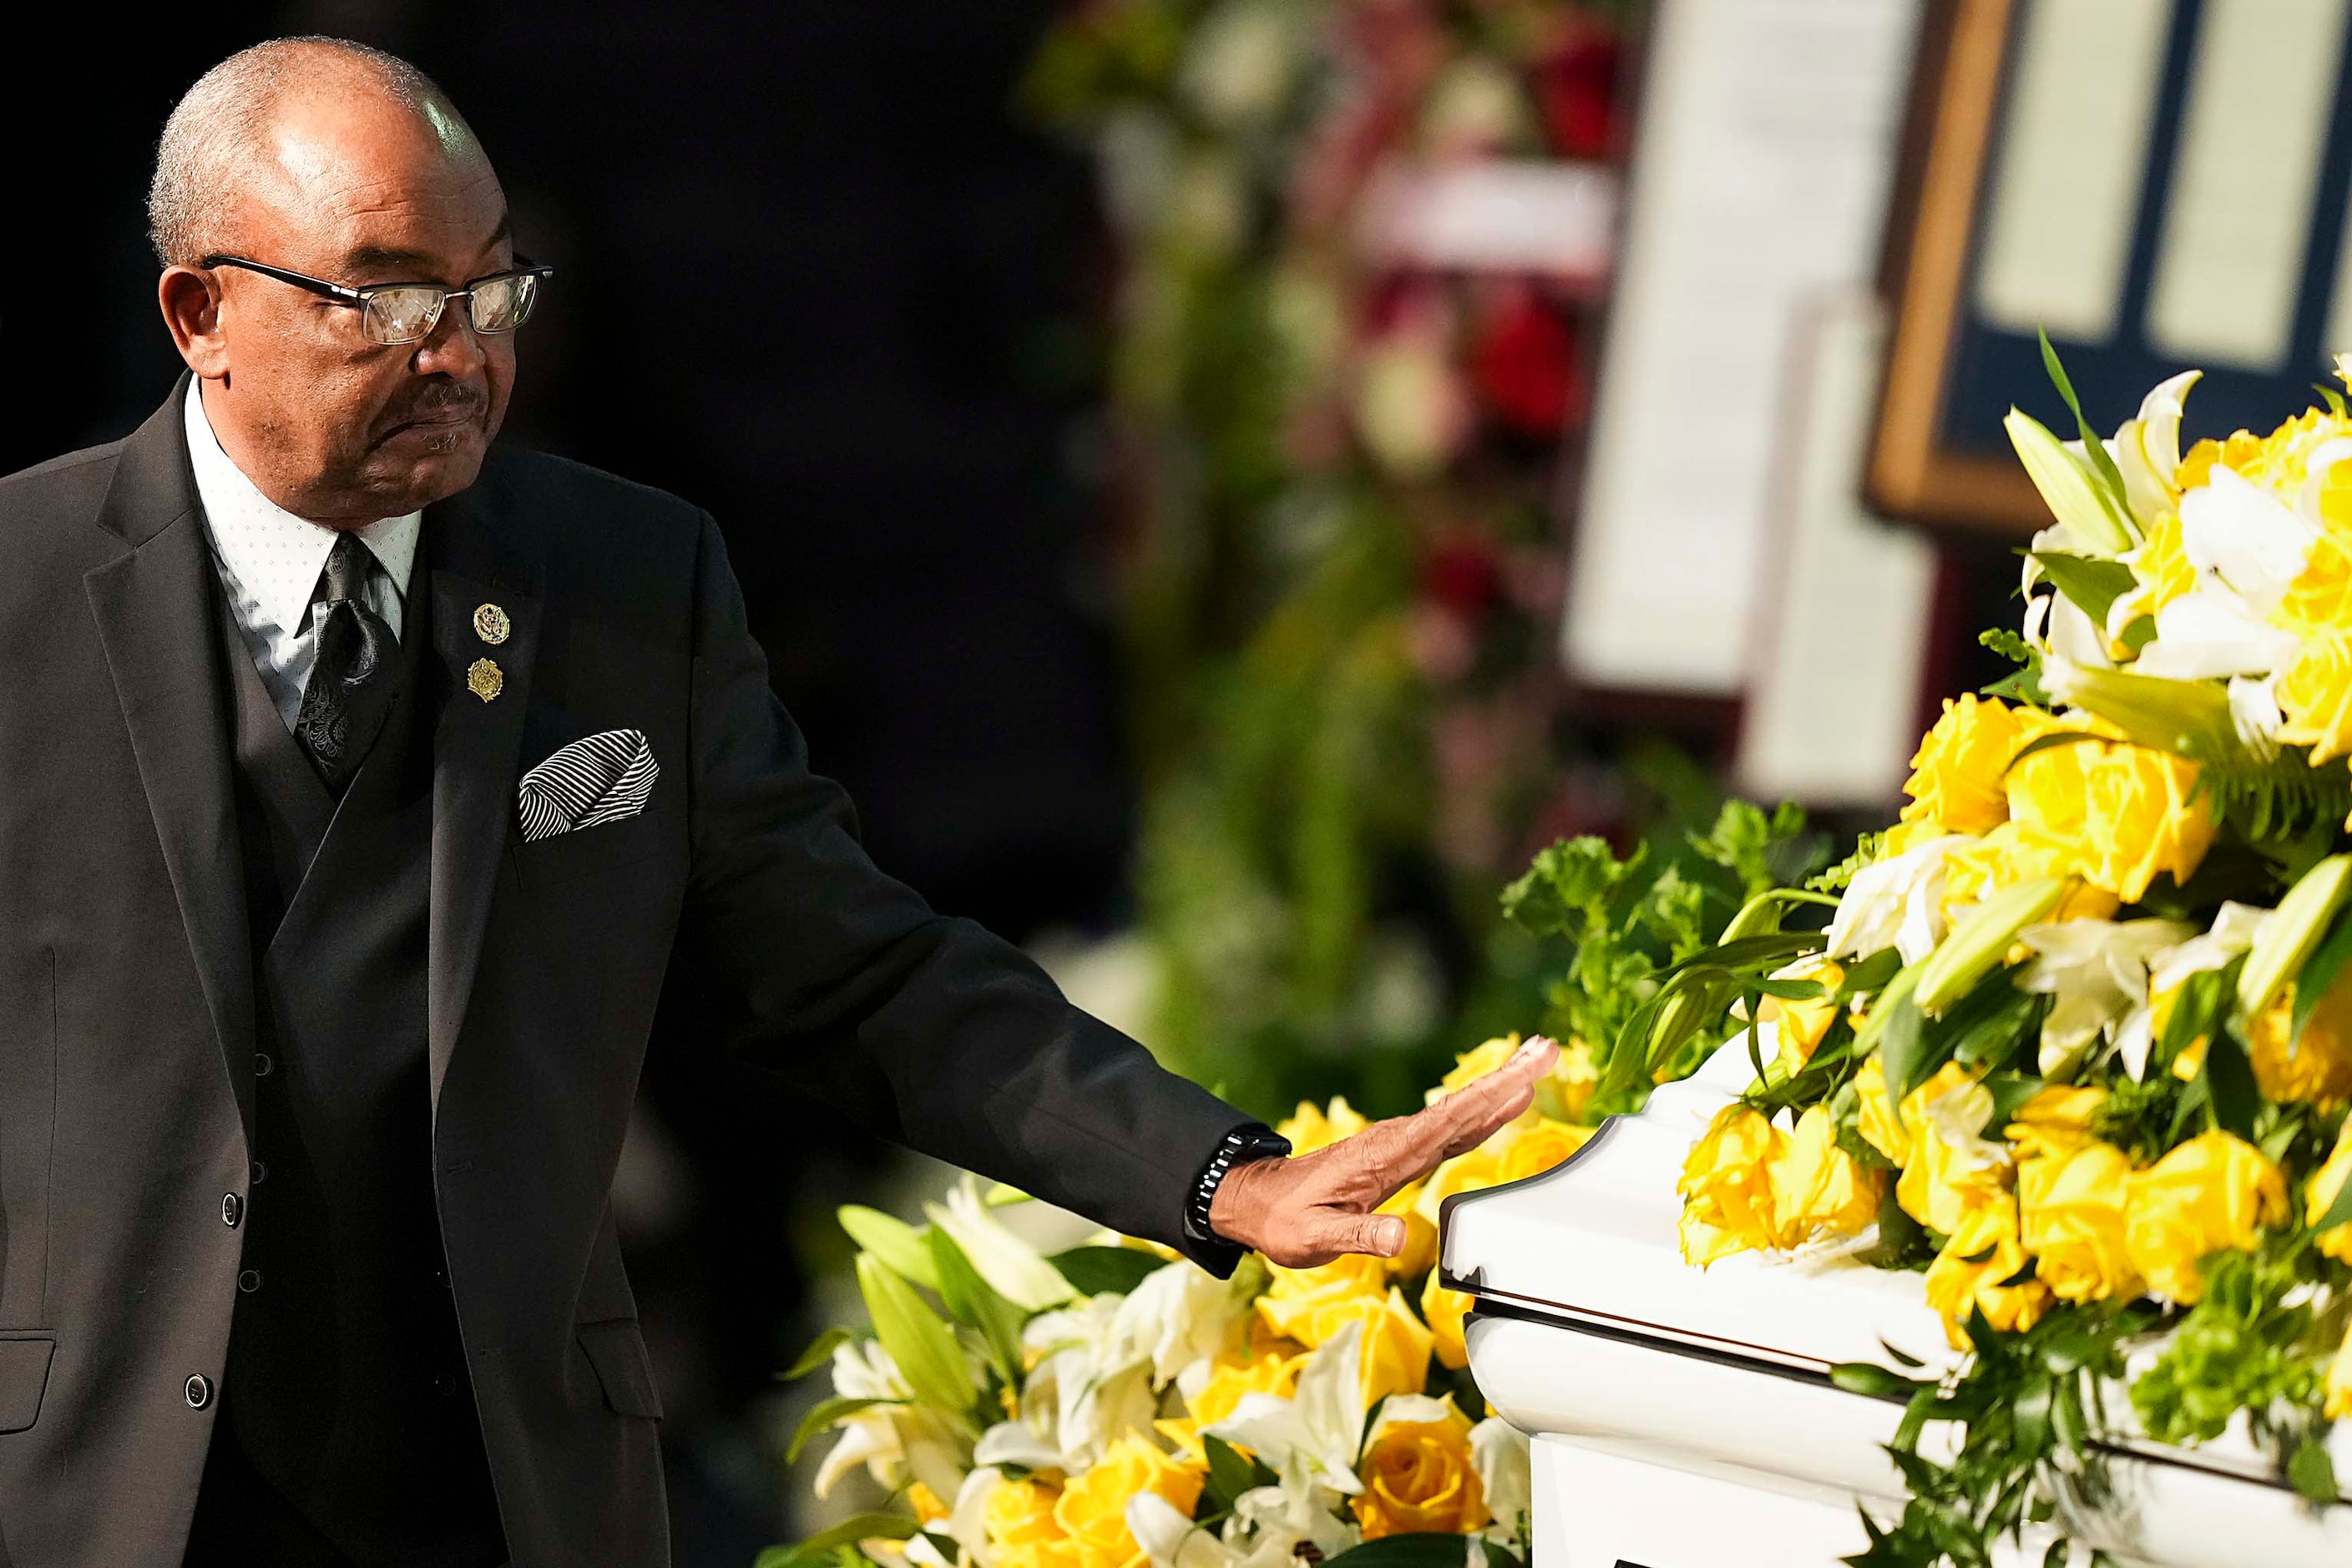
[{"xmin": 381, "ymin": 382, "xmax": 488, "ymax": 428}]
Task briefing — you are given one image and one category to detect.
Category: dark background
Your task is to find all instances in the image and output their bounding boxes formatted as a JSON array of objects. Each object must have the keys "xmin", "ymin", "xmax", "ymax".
[{"xmin": 21, "ymin": 8, "xmax": 1126, "ymax": 1555}]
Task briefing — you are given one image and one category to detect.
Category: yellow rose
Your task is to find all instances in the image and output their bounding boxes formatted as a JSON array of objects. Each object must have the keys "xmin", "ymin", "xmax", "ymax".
[
  {"xmin": 1255, "ymin": 1254, "xmax": 1388, "ymax": 1347},
  {"xmin": 1277, "ymin": 1095, "xmax": 1368, "ymax": 1154},
  {"xmin": 1923, "ymin": 1196, "xmax": 2052, "ymax": 1350},
  {"xmin": 2124, "ymin": 1130, "xmax": 2288, "ymax": 1304},
  {"xmin": 1433, "ymin": 1035, "xmax": 1522, "ymax": 1101},
  {"xmin": 1677, "ymin": 1105, "xmax": 1788, "ymax": 1265},
  {"xmin": 987, "ymin": 1476, "xmax": 1070, "ymax": 1568},
  {"xmin": 2304, "ymin": 1116, "xmax": 2352, "ymax": 1264},
  {"xmin": 1853, "ymin": 1054, "xmax": 1909, "ymax": 1166},
  {"xmin": 1901, "ymin": 694, "xmax": 2040, "ymax": 836},
  {"xmin": 2246, "ymin": 984, "xmax": 2352, "ymax": 1105},
  {"xmin": 1894, "ymin": 1065, "xmax": 2013, "ymax": 1237},
  {"xmin": 2329, "ymin": 1322, "xmax": 2352, "ymax": 1421},
  {"xmin": 1763, "ymin": 955, "xmax": 1844, "ymax": 1070},
  {"xmin": 1054, "ymin": 1434, "xmax": 1204, "ymax": 1568},
  {"xmin": 1491, "ymin": 1114, "xmax": 1591, "ymax": 1183},
  {"xmin": 2017, "ymin": 1141, "xmax": 2141, "ymax": 1303},
  {"xmin": 2274, "ymin": 628, "xmax": 2352, "ymax": 766},
  {"xmin": 1353, "ymin": 1403, "xmax": 1491, "ymax": 1540},
  {"xmin": 1421, "ymin": 1265, "xmax": 1472, "ymax": 1371},
  {"xmin": 1351, "ymin": 1287, "xmax": 1435, "ymax": 1405},
  {"xmin": 1769, "ymin": 1104, "xmax": 1882, "ymax": 1244},
  {"xmin": 1941, "ymin": 822, "xmax": 2122, "ymax": 924},
  {"xmin": 2006, "ymin": 1085, "xmax": 2108, "ymax": 1161},
  {"xmin": 2117, "ymin": 511, "xmax": 2197, "ymax": 625},
  {"xmin": 1412, "ymin": 1145, "xmax": 1505, "ymax": 1230},
  {"xmin": 908, "ymin": 1481, "xmax": 950, "ymax": 1526},
  {"xmin": 1544, "ymin": 1035, "xmax": 1601, "ymax": 1123},
  {"xmin": 2004, "ymin": 723, "xmax": 2214, "ymax": 903},
  {"xmin": 1156, "ymin": 1349, "xmax": 1303, "ymax": 1459}
]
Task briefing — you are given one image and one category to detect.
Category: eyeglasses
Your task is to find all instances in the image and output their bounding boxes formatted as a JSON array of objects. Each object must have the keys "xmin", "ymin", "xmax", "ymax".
[{"xmin": 200, "ymin": 254, "xmax": 554, "ymax": 346}]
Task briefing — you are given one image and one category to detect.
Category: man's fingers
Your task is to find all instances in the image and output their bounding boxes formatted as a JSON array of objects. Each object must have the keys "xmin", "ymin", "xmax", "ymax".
[
  {"xmin": 1346, "ymin": 1036, "xmax": 1560, "ymax": 1192},
  {"xmin": 1305, "ymin": 1211, "xmax": 1407, "ymax": 1262}
]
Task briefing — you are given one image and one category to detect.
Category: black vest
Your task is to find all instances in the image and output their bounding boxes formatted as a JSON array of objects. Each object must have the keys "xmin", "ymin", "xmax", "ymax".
[{"xmin": 183, "ymin": 534, "xmax": 508, "ymax": 1567}]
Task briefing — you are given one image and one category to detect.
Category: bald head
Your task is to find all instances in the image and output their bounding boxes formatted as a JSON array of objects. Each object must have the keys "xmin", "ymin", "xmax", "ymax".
[{"xmin": 148, "ymin": 38, "xmax": 485, "ymax": 268}]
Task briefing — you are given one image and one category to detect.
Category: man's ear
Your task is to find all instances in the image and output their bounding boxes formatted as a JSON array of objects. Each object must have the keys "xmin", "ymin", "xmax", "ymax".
[{"xmin": 159, "ymin": 266, "xmax": 230, "ymax": 378}]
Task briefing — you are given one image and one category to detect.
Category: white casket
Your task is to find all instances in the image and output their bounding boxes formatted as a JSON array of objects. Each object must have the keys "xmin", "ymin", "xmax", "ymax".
[{"xmin": 1440, "ymin": 1046, "xmax": 2352, "ymax": 1566}]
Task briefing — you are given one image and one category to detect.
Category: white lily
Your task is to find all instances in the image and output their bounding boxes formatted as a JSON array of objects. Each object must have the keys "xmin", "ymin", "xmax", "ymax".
[
  {"xmin": 2111, "ymin": 369, "xmax": 2201, "ymax": 529},
  {"xmin": 1113, "ymin": 1259, "xmax": 1248, "ymax": 1388},
  {"xmin": 2016, "ymin": 918, "xmax": 2194, "ymax": 1078},
  {"xmin": 1022, "ymin": 1295, "xmax": 1157, "ymax": 1469},
  {"xmin": 2112, "ymin": 903, "xmax": 2269, "ymax": 1079},
  {"xmin": 815, "ymin": 1339, "xmax": 911, "ymax": 1498},
  {"xmin": 1826, "ymin": 833, "xmax": 1964, "ymax": 966},
  {"xmin": 2132, "ymin": 586, "xmax": 2301, "ymax": 681},
  {"xmin": 1128, "ymin": 1451, "xmax": 1360, "ymax": 1568},
  {"xmin": 1202, "ymin": 1318, "xmax": 1369, "ymax": 1492},
  {"xmin": 1470, "ymin": 1417, "xmax": 1532, "ymax": 1543},
  {"xmin": 2178, "ymin": 466, "xmax": 2319, "ymax": 617},
  {"xmin": 2229, "ymin": 674, "xmax": 2284, "ymax": 758},
  {"xmin": 946, "ymin": 1467, "xmax": 1000, "ymax": 1568},
  {"xmin": 973, "ymin": 1419, "xmax": 1061, "ymax": 1473},
  {"xmin": 927, "ymin": 1176, "xmax": 1078, "ymax": 1313}
]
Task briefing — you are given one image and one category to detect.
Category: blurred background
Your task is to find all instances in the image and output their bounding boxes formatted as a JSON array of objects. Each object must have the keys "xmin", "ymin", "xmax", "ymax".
[{"xmin": 31, "ymin": 0, "xmax": 2352, "ymax": 1557}]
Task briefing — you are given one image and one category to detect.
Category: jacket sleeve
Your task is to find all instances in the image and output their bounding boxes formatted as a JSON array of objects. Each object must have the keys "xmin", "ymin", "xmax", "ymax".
[{"xmin": 675, "ymin": 513, "xmax": 1252, "ymax": 1272}]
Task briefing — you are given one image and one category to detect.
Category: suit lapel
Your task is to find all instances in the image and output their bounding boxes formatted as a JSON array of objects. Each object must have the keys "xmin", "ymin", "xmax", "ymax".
[
  {"xmin": 83, "ymin": 379, "xmax": 260, "ymax": 1145},
  {"xmin": 423, "ymin": 482, "xmax": 543, "ymax": 1112}
]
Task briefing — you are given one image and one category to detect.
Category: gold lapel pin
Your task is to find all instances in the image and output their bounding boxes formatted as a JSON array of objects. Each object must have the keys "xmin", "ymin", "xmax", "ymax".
[
  {"xmin": 467, "ymin": 657, "xmax": 504, "ymax": 703},
  {"xmin": 473, "ymin": 603, "xmax": 512, "ymax": 645}
]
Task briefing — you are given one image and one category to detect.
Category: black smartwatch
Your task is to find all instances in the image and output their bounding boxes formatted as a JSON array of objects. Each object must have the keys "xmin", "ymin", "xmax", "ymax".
[{"xmin": 1182, "ymin": 1123, "xmax": 1292, "ymax": 1246}]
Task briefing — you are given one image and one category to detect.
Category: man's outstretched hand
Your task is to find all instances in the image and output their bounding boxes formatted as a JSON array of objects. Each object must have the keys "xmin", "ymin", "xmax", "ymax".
[{"xmin": 1207, "ymin": 1036, "xmax": 1561, "ymax": 1267}]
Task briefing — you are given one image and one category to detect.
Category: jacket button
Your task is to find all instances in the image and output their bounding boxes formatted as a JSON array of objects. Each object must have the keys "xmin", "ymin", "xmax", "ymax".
[
  {"xmin": 185, "ymin": 1374, "xmax": 213, "ymax": 1409},
  {"xmin": 432, "ymin": 1371, "xmax": 459, "ymax": 1398},
  {"xmin": 237, "ymin": 1269, "xmax": 262, "ymax": 1294},
  {"xmin": 220, "ymin": 1193, "xmax": 243, "ymax": 1229},
  {"xmin": 254, "ymin": 1053, "xmax": 274, "ymax": 1078},
  {"xmin": 250, "ymin": 1160, "xmax": 268, "ymax": 1185}
]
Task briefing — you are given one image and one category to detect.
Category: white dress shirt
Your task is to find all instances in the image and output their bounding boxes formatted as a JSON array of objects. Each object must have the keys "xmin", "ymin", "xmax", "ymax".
[{"xmin": 184, "ymin": 380, "xmax": 422, "ymax": 735}]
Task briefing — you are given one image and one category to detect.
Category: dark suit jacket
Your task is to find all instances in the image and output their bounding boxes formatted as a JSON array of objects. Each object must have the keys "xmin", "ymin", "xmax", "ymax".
[{"xmin": 0, "ymin": 381, "xmax": 1248, "ymax": 1566}]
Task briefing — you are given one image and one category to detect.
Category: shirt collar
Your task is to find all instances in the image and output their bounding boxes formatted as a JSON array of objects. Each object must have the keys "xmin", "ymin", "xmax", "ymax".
[{"xmin": 182, "ymin": 379, "xmax": 422, "ymax": 634}]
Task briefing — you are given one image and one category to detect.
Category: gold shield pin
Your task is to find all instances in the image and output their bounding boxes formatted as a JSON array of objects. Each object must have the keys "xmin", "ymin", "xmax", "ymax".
[
  {"xmin": 473, "ymin": 603, "xmax": 512, "ymax": 645},
  {"xmin": 466, "ymin": 658, "xmax": 503, "ymax": 702}
]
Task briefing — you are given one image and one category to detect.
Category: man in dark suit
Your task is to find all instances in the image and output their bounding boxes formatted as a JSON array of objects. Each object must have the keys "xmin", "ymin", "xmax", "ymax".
[{"xmin": 0, "ymin": 36, "xmax": 1555, "ymax": 1567}]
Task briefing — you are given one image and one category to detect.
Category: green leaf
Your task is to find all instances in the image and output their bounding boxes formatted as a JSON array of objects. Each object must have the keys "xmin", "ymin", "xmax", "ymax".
[
  {"xmin": 856, "ymin": 1254, "xmax": 975, "ymax": 1424},
  {"xmin": 2318, "ymin": 383, "xmax": 2349, "ymax": 420},
  {"xmin": 838, "ymin": 1206, "xmax": 942, "ymax": 1292},
  {"xmin": 1324, "ymin": 1535, "xmax": 1499, "ymax": 1566},
  {"xmin": 928, "ymin": 1227, "xmax": 1027, "ymax": 1383},
  {"xmin": 784, "ymin": 1394, "xmax": 888, "ymax": 1464},
  {"xmin": 1201, "ymin": 1434, "xmax": 1276, "ymax": 1514},
  {"xmin": 2030, "ymin": 553, "xmax": 2138, "ymax": 630},
  {"xmin": 1875, "ymin": 987, "xmax": 1929, "ymax": 1110},
  {"xmin": 2289, "ymin": 1438, "xmax": 2339, "ymax": 1505},
  {"xmin": 2241, "ymin": 853, "xmax": 2352, "ymax": 1019},
  {"xmin": 756, "ymin": 1512, "xmax": 920, "ymax": 1568},
  {"xmin": 1046, "ymin": 1245, "xmax": 1165, "ymax": 1297},
  {"xmin": 1914, "ymin": 878, "xmax": 2064, "ymax": 1016},
  {"xmin": 781, "ymin": 1326, "xmax": 855, "ymax": 1383},
  {"xmin": 1831, "ymin": 1361, "xmax": 1923, "ymax": 1400},
  {"xmin": 2202, "ymin": 1029, "xmax": 2259, "ymax": 1141},
  {"xmin": 2292, "ymin": 901, "xmax": 2352, "ymax": 1044},
  {"xmin": 1834, "ymin": 948, "xmax": 1904, "ymax": 1004},
  {"xmin": 2041, "ymin": 328, "xmax": 2136, "ymax": 529},
  {"xmin": 2000, "ymin": 728, "xmax": 2112, "ymax": 779}
]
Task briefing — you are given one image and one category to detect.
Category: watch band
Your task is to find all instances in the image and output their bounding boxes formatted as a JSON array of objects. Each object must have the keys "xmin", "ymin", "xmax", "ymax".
[{"xmin": 1184, "ymin": 1124, "xmax": 1292, "ymax": 1246}]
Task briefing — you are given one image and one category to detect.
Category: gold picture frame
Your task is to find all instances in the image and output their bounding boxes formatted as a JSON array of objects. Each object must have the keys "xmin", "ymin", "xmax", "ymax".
[{"xmin": 1866, "ymin": 0, "xmax": 2047, "ymax": 538}]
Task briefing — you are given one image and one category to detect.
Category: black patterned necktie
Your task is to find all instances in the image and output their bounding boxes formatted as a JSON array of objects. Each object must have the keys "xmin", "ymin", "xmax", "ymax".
[{"xmin": 294, "ymin": 533, "xmax": 401, "ymax": 793}]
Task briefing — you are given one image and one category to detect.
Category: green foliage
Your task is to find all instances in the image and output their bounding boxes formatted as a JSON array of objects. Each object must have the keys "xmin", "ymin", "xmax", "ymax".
[
  {"xmin": 2130, "ymin": 1243, "xmax": 2329, "ymax": 1454},
  {"xmin": 1046, "ymin": 1245, "xmax": 1166, "ymax": 1297},
  {"xmin": 756, "ymin": 1513, "xmax": 918, "ymax": 1568},
  {"xmin": 1979, "ymin": 628, "xmax": 2049, "ymax": 706},
  {"xmin": 1838, "ymin": 1303, "xmax": 2152, "ymax": 1568},
  {"xmin": 1688, "ymin": 798, "xmax": 1812, "ymax": 902}
]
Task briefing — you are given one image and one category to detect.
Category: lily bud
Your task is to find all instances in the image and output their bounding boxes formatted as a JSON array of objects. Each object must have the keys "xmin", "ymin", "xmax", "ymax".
[
  {"xmin": 2238, "ymin": 853, "xmax": 2352, "ymax": 1021},
  {"xmin": 2006, "ymin": 407, "xmax": 2133, "ymax": 555},
  {"xmin": 1915, "ymin": 878, "xmax": 2066, "ymax": 1017}
]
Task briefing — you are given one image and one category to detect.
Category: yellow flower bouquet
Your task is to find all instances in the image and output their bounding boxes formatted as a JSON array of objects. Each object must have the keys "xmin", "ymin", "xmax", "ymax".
[
  {"xmin": 1490, "ymin": 341, "xmax": 2352, "ymax": 1566},
  {"xmin": 769, "ymin": 1044, "xmax": 1592, "ymax": 1568}
]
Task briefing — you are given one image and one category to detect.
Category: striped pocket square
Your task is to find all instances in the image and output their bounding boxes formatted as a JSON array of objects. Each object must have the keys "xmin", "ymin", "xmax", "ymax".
[{"xmin": 517, "ymin": 729, "xmax": 659, "ymax": 843}]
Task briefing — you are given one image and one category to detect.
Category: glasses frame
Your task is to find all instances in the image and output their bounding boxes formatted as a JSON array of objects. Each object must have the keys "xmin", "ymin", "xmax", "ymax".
[{"xmin": 199, "ymin": 253, "xmax": 555, "ymax": 345}]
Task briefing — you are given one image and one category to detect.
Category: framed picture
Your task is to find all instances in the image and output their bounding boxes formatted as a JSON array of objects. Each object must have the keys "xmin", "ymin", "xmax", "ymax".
[{"xmin": 1869, "ymin": 0, "xmax": 2352, "ymax": 538}]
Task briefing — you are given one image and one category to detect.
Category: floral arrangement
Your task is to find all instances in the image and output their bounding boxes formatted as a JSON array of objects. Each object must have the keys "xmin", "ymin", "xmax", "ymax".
[
  {"xmin": 1518, "ymin": 341, "xmax": 2352, "ymax": 1564},
  {"xmin": 1021, "ymin": 0, "xmax": 1638, "ymax": 1115},
  {"xmin": 764, "ymin": 1037, "xmax": 1598, "ymax": 1568}
]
